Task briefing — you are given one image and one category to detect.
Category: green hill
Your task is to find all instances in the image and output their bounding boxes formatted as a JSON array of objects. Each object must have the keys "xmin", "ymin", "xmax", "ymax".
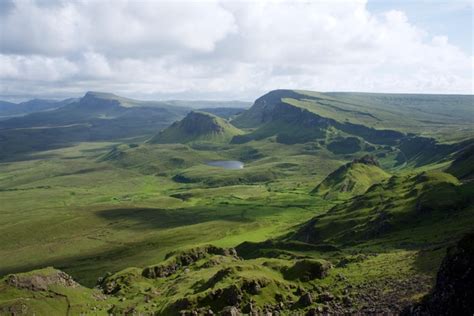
[
  {"xmin": 150, "ymin": 111, "xmax": 243, "ymax": 144},
  {"xmin": 293, "ymin": 170, "xmax": 473, "ymax": 245},
  {"xmin": 312, "ymin": 155, "xmax": 390, "ymax": 199}
]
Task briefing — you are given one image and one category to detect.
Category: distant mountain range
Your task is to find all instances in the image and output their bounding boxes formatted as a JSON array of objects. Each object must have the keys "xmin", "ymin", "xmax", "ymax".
[
  {"xmin": 0, "ymin": 92, "xmax": 249, "ymax": 160},
  {"xmin": 0, "ymin": 93, "xmax": 250, "ymax": 118},
  {"xmin": 0, "ymin": 89, "xmax": 473, "ymax": 162},
  {"xmin": 0, "ymin": 98, "xmax": 77, "ymax": 118}
]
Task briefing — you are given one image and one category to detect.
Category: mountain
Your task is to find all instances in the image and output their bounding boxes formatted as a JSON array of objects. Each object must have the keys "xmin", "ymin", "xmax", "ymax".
[
  {"xmin": 231, "ymin": 89, "xmax": 406, "ymax": 146},
  {"xmin": 233, "ymin": 90, "xmax": 474, "ymax": 143},
  {"xmin": 0, "ymin": 100, "xmax": 17, "ymax": 115},
  {"xmin": 150, "ymin": 111, "xmax": 243, "ymax": 144},
  {"xmin": 165, "ymin": 100, "xmax": 251, "ymax": 109},
  {"xmin": 0, "ymin": 98, "xmax": 75, "ymax": 118},
  {"xmin": 0, "ymin": 92, "xmax": 191, "ymax": 160},
  {"xmin": 312, "ymin": 155, "xmax": 390, "ymax": 199},
  {"xmin": 231, "ymin": 90, "xmax": 473, "ymax": 168}
]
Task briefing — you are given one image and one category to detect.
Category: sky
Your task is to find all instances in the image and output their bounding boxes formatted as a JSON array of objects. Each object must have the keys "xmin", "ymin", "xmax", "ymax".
[{"xmin": 0, "ymin": 0, "xmax": 472, "ymax": 102}]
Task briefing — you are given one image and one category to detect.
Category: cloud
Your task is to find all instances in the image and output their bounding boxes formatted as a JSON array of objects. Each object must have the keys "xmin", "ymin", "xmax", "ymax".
[{"xmin": 0, "ymin": 0, "xmax": 472, "ymax": 100}]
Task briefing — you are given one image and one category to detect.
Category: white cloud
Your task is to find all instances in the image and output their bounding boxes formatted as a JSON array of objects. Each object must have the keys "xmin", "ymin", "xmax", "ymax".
[{"xmin": 0, "ymin": 0, "xmax": 472, "ymax": 100}]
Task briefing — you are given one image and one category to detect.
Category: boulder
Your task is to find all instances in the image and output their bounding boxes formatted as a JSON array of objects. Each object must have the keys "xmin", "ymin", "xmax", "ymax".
[
  {"xmin": 242, "ymin": 279, "xmax": 262, "ymax": 295},
  {"xmin": 317, "ymin": 292, "xmax": 334, "ymax": 303},
  {"xmin": 298, "ymin": 293, "xmax": 313, "ymax": 307},
  {"xmin": 284, "ymin": 259, "xmax": 332, "ymax": 281},
  {"xmin": 222, "ymin": 285, "xmax": 243, "ymax": 305},
  {"xmin": 220, "ymin": 306, "xmax": 240, "ymax": 316}
]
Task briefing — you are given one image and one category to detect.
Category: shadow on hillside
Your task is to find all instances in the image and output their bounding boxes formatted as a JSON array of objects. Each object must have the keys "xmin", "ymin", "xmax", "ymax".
[
  {"xmin": 0, "ymin": 207, "xmax": 253, "ymax": 287},
  {"xmin": 95, "ymin": 206, "xmax": 253, "ymax": 230}
]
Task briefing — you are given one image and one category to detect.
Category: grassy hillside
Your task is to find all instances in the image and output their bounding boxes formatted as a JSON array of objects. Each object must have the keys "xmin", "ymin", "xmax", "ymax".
[
  {"xmin": 293, "ymin": 170, "xmax": 473, "ymax": 246},
  {"xmin": 0, "ymin": 89, "xmax": 473, "ymax": 314},
  {"xmin": 312, "ymin": 155, "xmax": 390, "ymax": 200},
  {"xmin": 150, "ymin": 111, "xmax": 243, "ymax": 144},
  {"xmin": 233, "ymin": 90, "xmax": 473, "ymax": 143},
  {"xmin": 231, "ymin": 89, "xmax": 473, "ymax": 170},
  {"xmin": 446, "ymin": 144, "xmax": 474, "ymax": 180}
]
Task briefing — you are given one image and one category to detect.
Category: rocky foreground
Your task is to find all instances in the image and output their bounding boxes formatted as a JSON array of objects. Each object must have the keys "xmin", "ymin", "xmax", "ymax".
[{"xmin": 1, "ymin": 234, "xmax": 473, "ymax": 315}]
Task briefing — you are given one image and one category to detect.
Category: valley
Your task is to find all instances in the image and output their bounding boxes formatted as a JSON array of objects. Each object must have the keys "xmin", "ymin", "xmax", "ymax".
[{"xmin": 0, "ymin": 89, "xmax": 473, "ymax": 315}]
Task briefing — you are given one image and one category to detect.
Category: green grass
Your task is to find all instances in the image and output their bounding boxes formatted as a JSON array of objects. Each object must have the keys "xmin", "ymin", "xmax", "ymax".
[
  {"xmin": 0, "ymin": 141, "xmax": 338, "ymax": 287},
  {"xmin": 313, "ymin": 161, "xmax": 390, "ymax": 200},
  {"xmin": 1, "ymin": 89, "xmax": 473, "ymax": 314},
  {"xmin": 292, "ymin": 170, "xmax": 473, "ymax": 247}
]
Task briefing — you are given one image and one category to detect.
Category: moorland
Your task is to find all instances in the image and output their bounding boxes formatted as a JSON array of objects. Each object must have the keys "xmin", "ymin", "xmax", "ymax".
[{"xmin": 0, "ymin": 89, "xmax": 473, "ymax": 315}]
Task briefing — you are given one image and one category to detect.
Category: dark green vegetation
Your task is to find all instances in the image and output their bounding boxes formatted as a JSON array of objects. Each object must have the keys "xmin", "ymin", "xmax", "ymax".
[{"xmin": 0, "ymin": 89, "xmax": 473, "ymax": 315}]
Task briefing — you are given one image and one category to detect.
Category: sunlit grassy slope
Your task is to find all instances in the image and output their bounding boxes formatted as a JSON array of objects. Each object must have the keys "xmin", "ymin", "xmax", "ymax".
[{"xmin": 312, "ymin": 156, "xmax": 390, "ymax": 200}]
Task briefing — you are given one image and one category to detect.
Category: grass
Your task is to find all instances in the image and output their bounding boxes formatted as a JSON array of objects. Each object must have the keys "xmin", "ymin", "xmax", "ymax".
[
  {"xmin": 0, "ymin": 89, "xmax": 473, "ymax": 314},
  {"xmin": 292, "ymin": 170, "xmax": 473, "ymax": 246},
  {"xmin": 0, "ymin": 141, "xmax": 337, "ymax": 287},
  {"xmin": 313, "ymin": 160, "xmax": 390, "ymax": 200}
]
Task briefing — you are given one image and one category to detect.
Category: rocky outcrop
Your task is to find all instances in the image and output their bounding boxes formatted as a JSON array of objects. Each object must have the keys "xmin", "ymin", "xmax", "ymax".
[
  {"xmin": 5, "ymin": 268, "xmax": 79, "ymax": 291},
  {"xmin": 284, "ymin": 259, "xmax": 332, "ymax": 281},
  {"xmin": 404, "ymin": 232, "xmax": 474, "ymax": 315},
  {"xmin": 352, "ymin": 155, "xmax": 380, "ymax": 166},
  {"xmin": 142, "ymin": 245, "xmax": 238, "ymax": 279}
]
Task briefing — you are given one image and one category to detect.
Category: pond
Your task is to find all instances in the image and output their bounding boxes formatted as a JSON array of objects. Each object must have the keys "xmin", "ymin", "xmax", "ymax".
[{"xmin": 206, "ymin": 160, "xmax": 244, "ymax": 169}]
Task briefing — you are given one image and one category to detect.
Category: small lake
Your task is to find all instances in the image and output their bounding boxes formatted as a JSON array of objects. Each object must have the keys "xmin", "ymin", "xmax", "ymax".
[{"xmin": 206, "ymin": 160, "xmax": 244, "ymax": 169}]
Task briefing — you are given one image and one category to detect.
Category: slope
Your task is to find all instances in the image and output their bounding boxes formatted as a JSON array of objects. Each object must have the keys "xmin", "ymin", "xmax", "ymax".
[
  {"xmin": 233, "ymin": 89, "xmax": 474, "ymax": 142},
  {"xmin": 231, "ymin": 89, "xmax": 473, "ymax": 168},
  {"xmin": 446, "ymin": 144, "xmax": 474, "ymax": 181},
  {"xmin": 150, "ymin": 111, "xmax": 243, "ymax": 144},
  {"xmin": 293, "ymin": 171, "xmax": 474, "ymax": 246},
  {"xmin": 312, "ymin": 155, "xmax": 390, "ymax": 200},
  {"xmin": 0, "ymin": 98, "xmax": 75, "ymax": 118}
]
